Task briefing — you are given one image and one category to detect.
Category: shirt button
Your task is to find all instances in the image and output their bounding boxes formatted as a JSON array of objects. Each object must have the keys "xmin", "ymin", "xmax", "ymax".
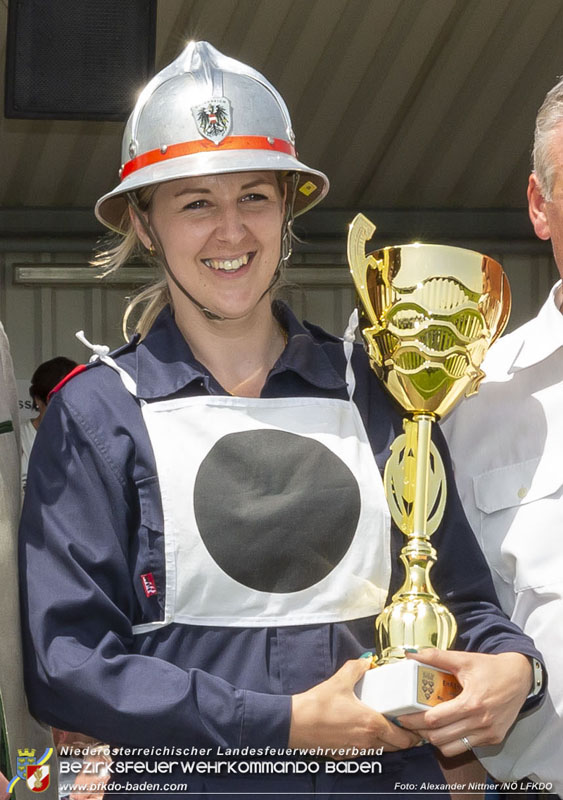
[{"xmin": 517, "ymin": 487, "xmax": 528, "ymax": 499}]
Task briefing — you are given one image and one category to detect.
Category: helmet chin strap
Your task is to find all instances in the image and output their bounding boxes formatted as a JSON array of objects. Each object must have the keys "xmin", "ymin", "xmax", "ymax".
[
  {"xmin": 126, "ymin": 177, "xmax": 296, "ymax": 323},
  {"xmin": 127, "ymin": 192, "xmax": 224, "ymax": 320}
]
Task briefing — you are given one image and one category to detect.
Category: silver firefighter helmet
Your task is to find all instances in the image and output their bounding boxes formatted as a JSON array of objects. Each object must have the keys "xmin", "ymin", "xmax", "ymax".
[{"xmin": 95, "ymin": 41, "xmax": 329, "ymax": 232}]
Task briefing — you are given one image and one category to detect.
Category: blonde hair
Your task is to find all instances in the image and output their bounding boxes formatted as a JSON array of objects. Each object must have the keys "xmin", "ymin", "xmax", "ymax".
[
  {"xmin": 533, "ymin": 75, "xmax": 563, "ymax": 201},
  {"xmin": 92, "ymin": 186, "xmax": 172, "ymax": 340}
]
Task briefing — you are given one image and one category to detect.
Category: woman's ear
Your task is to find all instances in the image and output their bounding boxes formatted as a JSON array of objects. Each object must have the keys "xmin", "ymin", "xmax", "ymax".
[
  {"xmin": 528, "ymin": 172, "xmax": 552, "ymax": 241},
  {"xmin": 128, "ymin": 204, "xmax": 154, "ymax": 250}
]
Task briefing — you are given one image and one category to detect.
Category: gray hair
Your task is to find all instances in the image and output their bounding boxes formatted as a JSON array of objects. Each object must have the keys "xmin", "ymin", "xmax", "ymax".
[{"xmin": 533, "ymin": 75, "xmax": 563, "ymax": 201}]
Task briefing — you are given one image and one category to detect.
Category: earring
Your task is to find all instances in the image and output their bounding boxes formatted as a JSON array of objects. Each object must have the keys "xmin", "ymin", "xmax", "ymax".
[{"xmin": 148, "ymin": 244, "xmax": 156, "ymax": 255}]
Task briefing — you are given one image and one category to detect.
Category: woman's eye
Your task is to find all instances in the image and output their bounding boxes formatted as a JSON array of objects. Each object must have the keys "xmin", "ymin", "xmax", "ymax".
[
  {"xmin": 183, "ymin": 199, "xmax": 208, "ymax": 210},
  {"xmin": 241, "ymin": 192, "xmax": 268, "ymax": 203}
]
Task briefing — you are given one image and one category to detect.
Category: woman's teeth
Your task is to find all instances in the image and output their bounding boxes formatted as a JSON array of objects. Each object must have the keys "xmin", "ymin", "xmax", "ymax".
[{"xmin": 203, "ymin": 254, "xmax": 250, "ymax": 271}]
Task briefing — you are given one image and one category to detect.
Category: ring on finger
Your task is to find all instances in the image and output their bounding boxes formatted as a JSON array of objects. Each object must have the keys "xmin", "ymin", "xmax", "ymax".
[{"xmin": 460, "ymin": 736, "xmax": 472, "ymax": 752}]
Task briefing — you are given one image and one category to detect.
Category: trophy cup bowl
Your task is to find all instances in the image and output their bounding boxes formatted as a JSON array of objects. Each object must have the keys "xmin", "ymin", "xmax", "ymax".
[{"xmin": 347, "ymin": 214, "xmax": 511, "ymax": 716}]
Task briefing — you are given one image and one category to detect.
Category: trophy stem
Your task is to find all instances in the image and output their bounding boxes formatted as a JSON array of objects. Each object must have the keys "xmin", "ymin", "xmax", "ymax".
[
  {"xmin": 412, "ymin": 413, "xmax": 433, "ymax": 538},
  {"xmin": 376, "ymin": 413, "xmax": 457, "ymax": 663}
]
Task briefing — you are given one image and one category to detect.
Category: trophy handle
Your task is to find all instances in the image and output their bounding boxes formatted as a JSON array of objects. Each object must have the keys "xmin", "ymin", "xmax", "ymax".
[{"xmin": 347, "ymin": 214, "xmax": 381, "ymax": 325}]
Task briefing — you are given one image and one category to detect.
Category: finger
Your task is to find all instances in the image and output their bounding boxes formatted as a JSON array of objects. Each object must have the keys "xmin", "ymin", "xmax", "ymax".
[
  {"xmin": 419, "ymin": 718, "xmax": 506, "ymax": 756},
  {"xmin": 437, "ymin": 730, "xmax": 506, "ymax": 759},
  {"xmin": 397, "ymin": 710, "xmax": 427, "ymax": 730},
  {"xmin": 397, "ymin": 701, "xmax": 465, "ymax": 730},
  {"xmin": 334, "ymin": 657, "xmax": 372, "ymax": 688},
  {"xmin": 433, "ymin": 736, "xmax": 475, "ymax": 759},
  {"xmin": 397, "ymin": 685, "xmax": 474, "ymax": 730},
  {"xmin": 415, "ymin": 721, "xmax": 479, "ymax": 748},
  {"xmin": 405, "ymin": 648, "xmax": 466, "ymax": 673},
  {"xmin": 375, "ymin": 719, "xmax": 422, "ymax": 751}
]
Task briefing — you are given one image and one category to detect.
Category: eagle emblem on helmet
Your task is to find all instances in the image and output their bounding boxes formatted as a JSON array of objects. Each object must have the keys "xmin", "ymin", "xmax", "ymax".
[{"xmin": 192, "ymin": 98, "xmax": 232, "ymax": 144}]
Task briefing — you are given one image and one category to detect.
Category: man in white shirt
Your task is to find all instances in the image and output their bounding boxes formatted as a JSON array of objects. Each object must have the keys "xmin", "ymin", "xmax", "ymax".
[{"xmin": 442, "ymin": 77, "xmax": 563, "ymax": 796}]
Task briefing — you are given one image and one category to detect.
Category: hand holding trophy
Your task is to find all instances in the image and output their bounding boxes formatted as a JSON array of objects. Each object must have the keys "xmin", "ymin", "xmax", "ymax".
[{"xmin": 347, "ymin": 213, "xmax": 511, "ymax": 717}]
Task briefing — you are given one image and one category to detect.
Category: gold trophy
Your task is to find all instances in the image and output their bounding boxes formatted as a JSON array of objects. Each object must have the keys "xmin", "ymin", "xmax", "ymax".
[{"xmin": 348, "ymin": 213, "xmax": 511, "ymax": 716}]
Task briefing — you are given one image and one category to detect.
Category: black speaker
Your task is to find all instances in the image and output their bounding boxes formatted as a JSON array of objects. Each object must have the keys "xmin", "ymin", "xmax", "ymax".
[{"xmin": 5, "ymin": 0, "xmax": 156, "ymax": 121}]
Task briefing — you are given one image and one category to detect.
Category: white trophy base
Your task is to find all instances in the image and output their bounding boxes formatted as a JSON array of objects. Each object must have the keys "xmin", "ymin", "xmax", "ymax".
[{"xmin": 355, "ymin": 658, "xmax": 461, "ymax": 717}]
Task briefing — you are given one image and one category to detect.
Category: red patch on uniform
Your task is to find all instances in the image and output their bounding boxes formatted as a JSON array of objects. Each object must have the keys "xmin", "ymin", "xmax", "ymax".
[
  {"xmin": 141, "ymin": 573, "xmax": 158, "ymax": 597},
  {"xmin": 48, "ymin": 364, "xmax": 87, "ymax": 400}
]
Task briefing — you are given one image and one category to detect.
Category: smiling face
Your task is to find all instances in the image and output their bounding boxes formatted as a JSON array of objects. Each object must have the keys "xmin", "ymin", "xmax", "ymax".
[{"xmin": 133, "ymin": 171, "xmax": 285, "ymax": 324}]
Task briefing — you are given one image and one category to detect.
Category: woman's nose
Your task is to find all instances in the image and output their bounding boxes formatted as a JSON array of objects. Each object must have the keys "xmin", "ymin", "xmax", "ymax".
[{"xmin": 215, "ymin": 205, "xmax": 246, "ymax": 243}]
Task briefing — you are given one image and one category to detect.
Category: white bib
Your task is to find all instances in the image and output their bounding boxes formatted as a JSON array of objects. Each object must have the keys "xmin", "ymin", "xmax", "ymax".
[{"xmin": 101, "ymin": 342, "xmax": 391, "ymax": 633}]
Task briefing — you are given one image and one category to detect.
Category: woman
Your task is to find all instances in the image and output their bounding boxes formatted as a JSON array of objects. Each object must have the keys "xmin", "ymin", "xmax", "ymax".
[{"xmin": 19, "ymin": 42, "xmax": 543, "ymax": 798}]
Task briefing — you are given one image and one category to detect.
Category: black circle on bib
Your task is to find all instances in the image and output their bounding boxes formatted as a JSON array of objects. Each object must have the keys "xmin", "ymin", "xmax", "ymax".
[{"xmin": 193, "ymin": 429, "xmax": 361, "ymax": 593}]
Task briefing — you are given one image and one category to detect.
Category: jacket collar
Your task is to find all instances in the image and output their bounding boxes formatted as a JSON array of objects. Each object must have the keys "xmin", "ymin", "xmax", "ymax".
[
  {"xmin": 510, "ymin": 280, "xmax": 563, "ymax": 372},
  {"xmin": 133, "ymin": 302, "xmax": 346, "ymax": 400}
]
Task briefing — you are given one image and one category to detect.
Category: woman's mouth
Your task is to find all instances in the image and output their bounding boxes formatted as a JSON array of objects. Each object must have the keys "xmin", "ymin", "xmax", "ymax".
[{"xmin": 202, "ymin": 253, "xmax": 253, "ymax": 272}]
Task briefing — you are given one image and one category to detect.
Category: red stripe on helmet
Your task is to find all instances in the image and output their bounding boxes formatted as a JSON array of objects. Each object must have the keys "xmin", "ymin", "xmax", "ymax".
[{"xmin": 120, "ymin": 136, "xmax": 296, "ymax": 181}]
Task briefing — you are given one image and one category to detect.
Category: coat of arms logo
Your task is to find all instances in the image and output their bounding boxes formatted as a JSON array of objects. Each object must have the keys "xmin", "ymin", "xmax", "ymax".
[
  {"xmin": 7, "ymin": 747, "xmax": 53, "ymax": 794},
  {"xmin": 26, "ymin": 764, "xmax": 50, "ymax": 793},
  {"xmin": 192, "ymin": 98, "xmax": 232, "ymax": 144},
  {"xmin": 420, "ymin": 669, "xmax": 436, "ymax": 701}
]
